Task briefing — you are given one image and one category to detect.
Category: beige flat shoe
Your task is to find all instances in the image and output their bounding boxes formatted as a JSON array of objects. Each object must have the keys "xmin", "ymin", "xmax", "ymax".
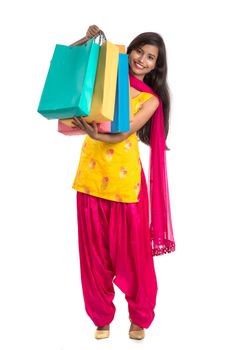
[
  {"xmin": 129, "ymin": 328, "xmax": 145, "ymax": 340},
  {"xmin": 94, "ymin": 326, "xmax": 110, "ymax": 339},
  {"xmin": 129, "ymin": 316, "xmax": 145, "ymax": 340}
]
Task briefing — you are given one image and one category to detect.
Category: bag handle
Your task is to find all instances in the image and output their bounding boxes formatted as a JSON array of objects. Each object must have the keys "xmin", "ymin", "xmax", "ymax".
[
  {"xmin": 70, "ymin": 30, "xmax": 107, "ymax": 47},
  {"xmin": 93, "ymin": 30, "xmax": 107, "ymax": 45}
]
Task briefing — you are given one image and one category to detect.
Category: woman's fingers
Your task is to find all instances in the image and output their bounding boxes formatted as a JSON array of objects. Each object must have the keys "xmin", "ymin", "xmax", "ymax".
[
  {"xmin": 71, "ymin": 117, "xmax": 98, "ymax": 138},
  {"xmin": 93, "ymin": 25, "xmax": 100, "ymax": 30},
  {"xmin": 72, "ymin": 117, "xmax": 91, "ymax": 131},
  {"xmin": 72, "ymin": 117, "xmax": 84, "ymax": 129},
  {"xmin": 92, "ymin": 121, "xmax": 98, "ymax": 133},
  {"xmin": 72, "ymin": 117, "xmax": 96, "ymax": 129},
  {"xmin": 73, "ymin": 117, "xmax": 81, "ymax": 124},
  {"xmin": 89, "ymin": 24, "xmax": 100, "ymax": 32},
  {"xmin": 86, "ymin": 25, "xmax": 101, "ymax": 38},
  {"xmin": 80, "ymin": 118, "xmax": 93, "ymax": 130},
  {"xmin": 87, "ymin": 30, "xmax": 98, "ymax": 37}
]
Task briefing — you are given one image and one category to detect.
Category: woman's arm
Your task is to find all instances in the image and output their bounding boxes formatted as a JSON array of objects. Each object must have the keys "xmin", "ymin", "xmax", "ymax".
[
  {"xmin": 72, "ymin": 96, "xmax": 159, "ymax": 143},
  {"xmin": 72, "ymin": 117, "xmax": 123, "ymax": 143},
  {"xmin": 70, "ymin": 36, "xmax": 89, "ymax": 46},
  {"xmin": 70, "ymin": 25, "xmax": 102, "ymax": 46},
  {"xmin": 95, "ymin": 132, "xmax": 124, "ymax": 143},
  {"xmin": 97, "ymin": 96, "xmax": 160, "ymax": 143},
  {"xmin": 117, "ymin": 96, "xmax": 160, "ymax": 141}
]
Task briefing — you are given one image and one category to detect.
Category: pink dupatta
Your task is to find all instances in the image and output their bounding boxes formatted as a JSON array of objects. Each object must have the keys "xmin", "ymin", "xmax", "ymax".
[{"xmin": 129, "ymin": 71, "xmax": 176, "ymax": 256}]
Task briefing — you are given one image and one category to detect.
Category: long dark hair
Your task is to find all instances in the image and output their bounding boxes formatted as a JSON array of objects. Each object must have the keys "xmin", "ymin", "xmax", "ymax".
[{"xmin": 127, "ymin": 32, "xmax": 171, "ymax": 151}]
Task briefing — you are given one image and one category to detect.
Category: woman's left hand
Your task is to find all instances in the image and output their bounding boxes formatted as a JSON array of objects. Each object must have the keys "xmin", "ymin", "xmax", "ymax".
[{"xmin": 72, "ymin": 117, "xmax": 99, "ymax": 140}]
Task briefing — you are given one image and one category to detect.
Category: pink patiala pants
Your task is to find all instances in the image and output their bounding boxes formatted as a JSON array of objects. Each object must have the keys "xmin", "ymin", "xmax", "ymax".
[{"xmin": 76, "ymin": 165, "xmax": 158, "ymax": 328}]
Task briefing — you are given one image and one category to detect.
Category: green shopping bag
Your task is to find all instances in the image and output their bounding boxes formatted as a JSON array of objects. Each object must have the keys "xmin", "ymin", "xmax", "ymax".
[{"xmin": 37, "ymin": 35, "xmax": 104, "ymax": 119}]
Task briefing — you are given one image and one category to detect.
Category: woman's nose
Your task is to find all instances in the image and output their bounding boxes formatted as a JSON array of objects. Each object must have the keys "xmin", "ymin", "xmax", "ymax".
[
  {"xmin": 138, "ymin": 56, "xmax": 144, "ymax": 63},
  {"xmin": 138, "ymin": 54, "xmax": 146, "ymax": 63}
]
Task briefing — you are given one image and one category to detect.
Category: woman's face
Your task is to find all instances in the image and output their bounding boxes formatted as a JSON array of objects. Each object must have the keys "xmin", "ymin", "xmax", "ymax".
[{"xmin": 128, "ymin": 44, "xmax": 159, "ymax": 80}]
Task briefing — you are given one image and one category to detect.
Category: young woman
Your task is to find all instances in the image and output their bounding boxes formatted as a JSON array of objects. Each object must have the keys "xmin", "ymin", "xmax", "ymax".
[{"xmin": 71, "ymin": 25, "xmax": 175, "ymax": 340}]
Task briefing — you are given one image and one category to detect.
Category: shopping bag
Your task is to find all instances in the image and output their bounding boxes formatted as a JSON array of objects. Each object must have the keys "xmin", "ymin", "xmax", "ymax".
[
  {"xmin": 88, "ymin": 51, "xmax": 131, "ymax": 133},
  {"xmin": 37, "ymin": 35, "xmax": 103, "ymax": 119},
  {"xmin": 84, "ymin": 39, "xmax": 119, "ymax": 123},
  {"xmin": 115, "ymin": 44, "xmax": 125, "ymax": 54},
  {"xmin": 57, "ymin": 42, "xmax": 132, "ymax": 135},
  {"xmin": 111, "ymin": 53, "xmax": 130, "ymax": 132},
  {"xmin": 58, "ymin": 120, "xmax": 85, "ymax": 135},
  {"xmin": 129, "ymin": 83, "xmax": 134, "ymax": 122},
  {"xmin": 58, "ymin": 52, "xmax": 132, "ymax": 135},
  {"xmin": 58, "ymin": 118, "xmax": 110, "ymax": 136}
]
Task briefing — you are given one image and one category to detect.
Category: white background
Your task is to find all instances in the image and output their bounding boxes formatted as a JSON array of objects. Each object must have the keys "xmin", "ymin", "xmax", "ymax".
[{"xmin": 1, "ymin": 0, "xmax": 234, "ymax": 349}]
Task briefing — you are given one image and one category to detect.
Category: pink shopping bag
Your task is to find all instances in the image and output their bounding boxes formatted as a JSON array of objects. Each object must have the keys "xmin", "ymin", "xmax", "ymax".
[{"xmin": 58, "ymin": 118, "xmax": 111, "ymax": 135}]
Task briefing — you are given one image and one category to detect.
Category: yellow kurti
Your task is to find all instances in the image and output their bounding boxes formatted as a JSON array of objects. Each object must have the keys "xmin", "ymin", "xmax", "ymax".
[{"xmin": 72, "ymin": 92, "xmax": 154, "ymax": 202}]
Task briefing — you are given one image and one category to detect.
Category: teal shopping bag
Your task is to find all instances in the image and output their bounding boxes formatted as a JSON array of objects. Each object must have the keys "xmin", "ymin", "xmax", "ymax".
[
  {"xmin": 111, "ymin": 53, "xmax": 130, "ymax": 132},
  {"xmin": 37, "ymin": 36, "xmax": 103, "ymax": 119}
]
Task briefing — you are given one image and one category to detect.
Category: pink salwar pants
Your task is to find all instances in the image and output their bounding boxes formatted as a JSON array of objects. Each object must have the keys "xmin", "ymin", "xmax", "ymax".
[{"xmin": 76, "ymin": 165, "xmax": 158, "ymax": 329}]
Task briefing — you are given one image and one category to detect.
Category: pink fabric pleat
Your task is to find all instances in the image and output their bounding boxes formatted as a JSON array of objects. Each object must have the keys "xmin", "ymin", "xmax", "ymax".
[{"xmin": 76, "ymin": 164, "xmax": 158, "ymax": 328}]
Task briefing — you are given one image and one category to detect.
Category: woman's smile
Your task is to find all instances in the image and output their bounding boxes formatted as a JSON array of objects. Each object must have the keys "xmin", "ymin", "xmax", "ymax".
[{"xmin": 134, "ymin": 61, "xmax": 145, "ymax": 69}]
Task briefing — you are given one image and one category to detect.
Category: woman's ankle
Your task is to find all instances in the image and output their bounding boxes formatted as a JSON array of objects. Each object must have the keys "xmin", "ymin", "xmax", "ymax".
[
  {"xmin": 130, "ymin": 322, "xmax": 144, "ymax": 331},
  {"xmin": 96, "ymin": 324, "xmax": 110, "ymax": 330}
]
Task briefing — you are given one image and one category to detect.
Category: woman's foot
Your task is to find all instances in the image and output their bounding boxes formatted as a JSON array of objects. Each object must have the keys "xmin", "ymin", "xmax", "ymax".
[
  {"xmin": 94, "ymin": 325, "xmax": 110, "ymax": 339},
  {"xmin": 129, "ymin": 318, "xmax": 145, "ymax": 340}
]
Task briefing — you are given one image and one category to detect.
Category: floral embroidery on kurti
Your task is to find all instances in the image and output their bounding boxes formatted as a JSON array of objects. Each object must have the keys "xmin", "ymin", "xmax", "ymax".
[
  {"xmin": 105, "ymin": 149, "xmax": 114, "ymax": 161},
  {"xmin": 72, "ymin": 92, "xmax": 154, "ymax": 202},
  {"xmin": 119, "ymin": 166, "xmax": 128, "ymax": 178},
  {"xmin": 101, "ymin": 176, "xmax": 109, "ymax": 190},
  {"xmin": 88, "ymin": 159, "xmax": 96, "ymax": 169},
  {"xmin": 124, "ymin": 140, "xmax": 132, "ymax": 151}
]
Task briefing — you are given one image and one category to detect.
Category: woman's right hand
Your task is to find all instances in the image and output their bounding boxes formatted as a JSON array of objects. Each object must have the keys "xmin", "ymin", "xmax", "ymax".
[
  {"xmin": 70, "ymin": 25, "xmax": 102, "ymax": 46},
  {"xmin": 86, "ymin": 25, "xmax": 102, "ymax": 39}
]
